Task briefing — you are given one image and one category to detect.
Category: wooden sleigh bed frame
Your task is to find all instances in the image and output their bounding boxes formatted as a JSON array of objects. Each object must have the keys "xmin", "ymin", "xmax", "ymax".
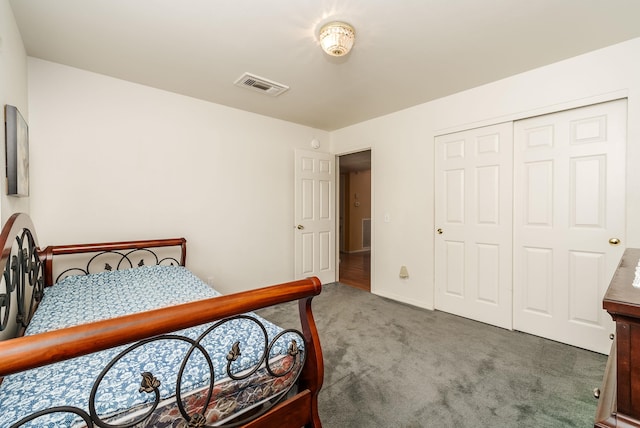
[{"xmin": 0, "ymin": 213, "xmax": 324, "ymax": 427}]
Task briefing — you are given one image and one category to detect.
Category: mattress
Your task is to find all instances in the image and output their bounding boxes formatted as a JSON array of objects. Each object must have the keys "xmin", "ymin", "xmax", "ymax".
[{"xmin": 0, "ymin": 265, "xmax": 302, "ymax": 427}]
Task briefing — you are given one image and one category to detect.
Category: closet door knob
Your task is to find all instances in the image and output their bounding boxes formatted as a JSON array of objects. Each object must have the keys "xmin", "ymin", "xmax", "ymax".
[
  {"xmin": 436, "ymin": 228, "xmax": 443, "ymax": 235},
  {"xmin": 297, "ymin": 225, "xmax": 305, "ymax": 230},
  {"xmin": 608, "ymin": 238, "xmax": 620, "ymax": 246}
]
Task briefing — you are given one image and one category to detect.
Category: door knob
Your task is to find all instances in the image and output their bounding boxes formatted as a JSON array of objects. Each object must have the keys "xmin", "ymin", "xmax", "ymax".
[
  {"xmin": 609, "ymin": 238, "xmax": 620, "ymax": 246},
  {"xmin": 297, "ymin": 225, "xmax": 305, "ymax": 230},
  {"xmin": 436, "ymin": 228, "xmax": 443, "ymax": 235}
]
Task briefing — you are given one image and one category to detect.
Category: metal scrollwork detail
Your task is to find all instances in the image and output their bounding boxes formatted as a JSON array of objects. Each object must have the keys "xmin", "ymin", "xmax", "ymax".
[
  {"xmin": 1, "ymin": 226, "xmax": 44, "ymax": 332},
  {"xmin": 22, "ymin": 249, "xmax": 29, "ymax": 269},
  {"xmin": 10, "ymin": 254, "xmax": 20, "ymax": 290},
  {"xmin": 288, "ymin": 339, "xmax": 299, "ymax": 356},
  {"xmin": 13, "ymin": 317, "xmax": 306, "ymax": 427},
  {"xmin": 188, "ymin": 413, "xmax": 207, "ymax": 428},
  {"xmin": 55, "ymin": 249, "xmax": 182, "ymax": 283},
  {"xmin": 139, "ymin": 371, "xmax": 161, "ymax": 393},
  {"xmin": 226, "ymin": 341, "xmax": 241, "ymax": 362}
]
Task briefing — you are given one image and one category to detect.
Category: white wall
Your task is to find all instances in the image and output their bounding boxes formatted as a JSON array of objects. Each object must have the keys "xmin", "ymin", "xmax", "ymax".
[
  {"xmin": 331, "ymin": 37, "xmax": 640, "ymax": 310},
  {"xmin": 0, "ymin": 0, "xmax": 30, "ymax": 341},
  {"xmin": 28, "ymin": 58, "xmax": 329, "ymax": 293},
  {"xmin": 21, "ymin": 32, "xmax": 640, "ymax": 306},
  {"xmin": 0, "ymin": 0, "xmax": 30, "ymax": 223}
]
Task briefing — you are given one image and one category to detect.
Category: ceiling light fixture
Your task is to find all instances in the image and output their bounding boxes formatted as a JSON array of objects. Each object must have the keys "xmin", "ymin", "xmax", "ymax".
[{"xmin": 319, "ymin": 22, "xmax": 355, "ymax": 57}]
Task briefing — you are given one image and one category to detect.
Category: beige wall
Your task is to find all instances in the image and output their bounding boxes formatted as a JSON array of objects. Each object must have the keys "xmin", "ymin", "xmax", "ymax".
[
  {"xmin": 331, "ymin": 37, "xmax": 640, "ymax": 310},
  {"xmin": 8, "ymin": 4, "xmax": 640, "ymax": 309},
  {"xmin": 0, "ymin": 0, "xmax": 30, "ymax": 223},
  {"xmin": 27, "ymin": 58, "xmax": 330, "ymax": 294},
  {"xmin": 0, "ymin": 0, "xmax": 30, "ymax": 341}
]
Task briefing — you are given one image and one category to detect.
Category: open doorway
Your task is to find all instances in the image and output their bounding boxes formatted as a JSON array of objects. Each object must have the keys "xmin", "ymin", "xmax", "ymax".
[{"xmin": 338, "ymin": 150, "xmax": 371, "ymax": 291}]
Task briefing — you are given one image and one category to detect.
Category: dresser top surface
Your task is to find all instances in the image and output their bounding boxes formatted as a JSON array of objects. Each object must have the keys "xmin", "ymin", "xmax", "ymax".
[{"xmin": 603, "ymin": 248, "xmax": 640, "ymax": 316}]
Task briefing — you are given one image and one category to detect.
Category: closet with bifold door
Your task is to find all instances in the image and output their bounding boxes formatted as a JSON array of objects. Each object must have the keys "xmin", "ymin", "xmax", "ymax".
[{"xmin": 435, "ymin": 99, "xmax": 627, "ymax": 354}]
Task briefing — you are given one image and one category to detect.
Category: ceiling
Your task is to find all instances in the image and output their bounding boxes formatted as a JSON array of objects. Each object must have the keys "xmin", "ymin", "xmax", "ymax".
[{"xmin": 9, "ymin": 0, "xmax": 640, "ymax": 131}]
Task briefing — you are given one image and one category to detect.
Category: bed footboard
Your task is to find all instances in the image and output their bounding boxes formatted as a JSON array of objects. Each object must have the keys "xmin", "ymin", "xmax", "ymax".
[{"xmin": 0, "ymin": 278, "xmax": 324, "ymax": 427}]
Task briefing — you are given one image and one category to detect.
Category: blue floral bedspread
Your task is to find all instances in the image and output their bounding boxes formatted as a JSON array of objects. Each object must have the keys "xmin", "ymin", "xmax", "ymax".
[{"xmin": 0, "ymin": 265, "xmax": 293, "ymax": 427}]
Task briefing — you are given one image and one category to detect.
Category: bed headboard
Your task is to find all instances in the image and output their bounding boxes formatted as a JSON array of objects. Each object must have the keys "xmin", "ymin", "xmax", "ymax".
[
  {"xmin": 0, "ymin": 212, "xmax": 188, "ymax": 340},
  {"xmin": 40, "ymin": 237, "xmax": 187, "ymax": 286}
]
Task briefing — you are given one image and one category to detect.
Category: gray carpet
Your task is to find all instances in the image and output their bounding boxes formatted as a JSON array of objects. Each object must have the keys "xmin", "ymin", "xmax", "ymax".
[{"xmin": 257, "ymin": 282, "xmax": 607, "ymax": 428}]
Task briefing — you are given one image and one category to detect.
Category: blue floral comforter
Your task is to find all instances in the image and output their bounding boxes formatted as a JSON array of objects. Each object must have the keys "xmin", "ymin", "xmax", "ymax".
[{"xmin": 0, "ymin": 265, "xmax": 291, "ymax": 427}]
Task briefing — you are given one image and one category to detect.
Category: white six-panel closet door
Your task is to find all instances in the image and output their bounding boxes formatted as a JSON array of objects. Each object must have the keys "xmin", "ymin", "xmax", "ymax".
[
  {"xmin": 513, "ymin": 99, "xmax": 626, "ymax": 354},
  {"xmin": 435, "ymin": 122, "xmax": 514, "ymax": 330}
]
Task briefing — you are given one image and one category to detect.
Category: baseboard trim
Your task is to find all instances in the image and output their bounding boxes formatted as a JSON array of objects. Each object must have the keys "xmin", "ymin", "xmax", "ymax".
[
  {"xmin": 340, "ymin": 249, "xmax": 371, "ymax": 254},
  {"xmin": 372, "ymin": 289, "xmax": 434, "ymax": 311}
]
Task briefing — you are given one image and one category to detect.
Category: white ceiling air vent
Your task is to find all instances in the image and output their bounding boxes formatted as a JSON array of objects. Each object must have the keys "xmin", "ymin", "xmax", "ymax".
[{"xmin": 234, "ymin": 73, "xmax": 289, "ymax": 96}]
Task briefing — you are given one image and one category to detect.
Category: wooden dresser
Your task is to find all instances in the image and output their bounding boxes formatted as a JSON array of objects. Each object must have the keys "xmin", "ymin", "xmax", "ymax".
[{"xmin": 596, "ymin": 248, "xmax": 640, "ymax": 427}]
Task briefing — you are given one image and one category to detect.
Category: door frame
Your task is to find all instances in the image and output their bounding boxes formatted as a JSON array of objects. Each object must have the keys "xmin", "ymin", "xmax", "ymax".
[{"xmin": 336, "ymin": 149, "xmax": 373, "ymax": 291}]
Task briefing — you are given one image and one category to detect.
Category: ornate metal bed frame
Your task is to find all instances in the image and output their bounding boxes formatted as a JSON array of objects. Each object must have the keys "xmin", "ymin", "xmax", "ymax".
[{"xmin": 0, "ymin": 213, "xmax": 324, "ymax": 427}]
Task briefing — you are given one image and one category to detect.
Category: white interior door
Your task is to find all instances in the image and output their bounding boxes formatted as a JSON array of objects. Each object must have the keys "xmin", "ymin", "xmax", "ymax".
[
  {"xmin": 294, "ymin": 149, "xmax": 336, "ymax": 284},
  {"xmin": 513, "ymin": 99, "xmax": 626, "ymax": 354},
  {"xmin": 435, "ymin": 123, "xmax": 513, "ymax": 329}
]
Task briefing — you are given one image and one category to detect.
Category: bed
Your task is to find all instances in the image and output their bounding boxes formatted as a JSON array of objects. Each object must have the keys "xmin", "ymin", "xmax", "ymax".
[{"xmin": 0, "ymin": 213, "xmax": 323, "ymax": 427}]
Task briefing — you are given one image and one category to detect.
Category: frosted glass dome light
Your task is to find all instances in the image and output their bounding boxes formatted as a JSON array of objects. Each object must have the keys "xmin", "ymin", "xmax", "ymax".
[{"xmin": 319, "ymin": 22, "xmax": 355, "ymax": 57}]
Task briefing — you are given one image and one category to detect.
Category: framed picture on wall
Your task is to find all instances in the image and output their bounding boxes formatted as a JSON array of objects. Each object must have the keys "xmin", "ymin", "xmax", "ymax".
[{"xmin": 4, "ymin": 105, "xmax": 29, "ymax": 197}]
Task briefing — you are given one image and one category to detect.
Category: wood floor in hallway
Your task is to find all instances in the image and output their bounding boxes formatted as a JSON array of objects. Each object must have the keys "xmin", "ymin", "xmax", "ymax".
[{"xmin": 339, "ymin": 251, "xmax": 370, "ymax": 291}]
